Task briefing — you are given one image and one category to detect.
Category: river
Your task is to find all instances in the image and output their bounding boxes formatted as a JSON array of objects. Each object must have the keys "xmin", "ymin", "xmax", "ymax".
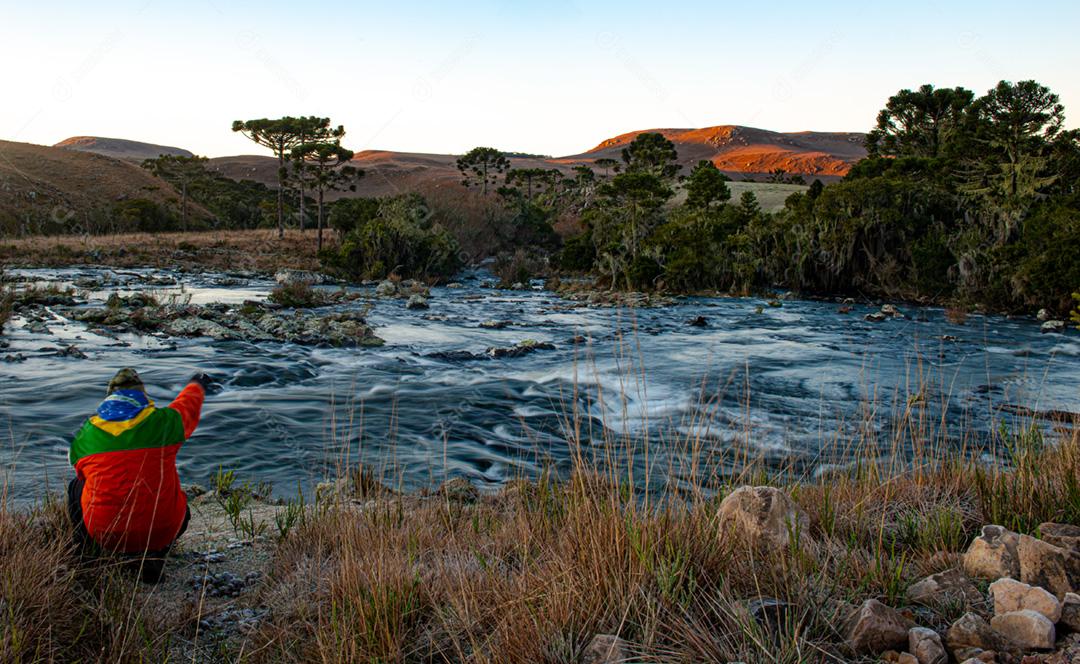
[{"xmin": 2, "ymin": 267, "xmax": 1077, "ymax": 504}]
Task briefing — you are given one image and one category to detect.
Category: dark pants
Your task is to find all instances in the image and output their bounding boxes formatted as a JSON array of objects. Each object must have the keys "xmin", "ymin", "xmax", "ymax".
[{"xmin": 67, "ymin": 477, "xmax": 190, "ymax": 582}]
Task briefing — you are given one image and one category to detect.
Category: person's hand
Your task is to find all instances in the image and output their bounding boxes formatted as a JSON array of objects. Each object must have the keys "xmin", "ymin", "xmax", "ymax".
[{"xmin": 189, "ymin": 372, "xmax": 216, "ymax": 392}]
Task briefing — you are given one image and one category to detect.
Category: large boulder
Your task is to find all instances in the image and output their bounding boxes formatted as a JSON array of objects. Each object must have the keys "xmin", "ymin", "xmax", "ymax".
[
  {"xmin": 908, "ymin": 626, "xmax": 947, "ymax": 664},
  {"xmin": 906, "ymin": 568, "xmax": 983, "ymax": 606},
  {"xmin": 1040, "ymin": 320, "xmax": 1066, "ymax": 334},
  {"xmin": 846, "ymin": 599, "xmax": 912, "ymax": 655},
  {"xmin": 989, "ymin": 577, "xmax": 1062, "ymax": 622},
  {"xmin": 1039, "ymin": 523, "xmax": 1080, "ymax": 554},
  {"xmin": 964, "ymin": 525, "xmax": 1021, "ymax": 581},
  {"xmin": 1018, "ymin": 534, "xmax": 1080, "ymax": 597},
  {"xmin": 716, "ymin": 486, "xmax": 809, "ymax": 549},
  {"xmin": 989, "ymin": 610, "xmax": 1055, "ymax": 650}
]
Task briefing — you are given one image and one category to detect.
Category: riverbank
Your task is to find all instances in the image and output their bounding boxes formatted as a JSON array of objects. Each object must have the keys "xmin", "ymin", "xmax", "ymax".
[
  {"xmin": 2, "ymin": 230, "xmax": 1075, "ymax": 323},
  {"xmin": 0, "ymin": 230, "xmax": 321, "ymax": 274},
  {"xmin": 3, "ymin": 415, "xmax": 1080, "ymax": 663}
]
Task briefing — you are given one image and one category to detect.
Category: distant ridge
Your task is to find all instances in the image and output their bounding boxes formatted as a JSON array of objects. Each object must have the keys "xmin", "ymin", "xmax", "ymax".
[
  {"xmin": 564, "ymin": 125, "xmax": 866, "ymax": 177},
  {"xmin": 55, "ymin": 136, "xmax": 194, "ymax": 162}
]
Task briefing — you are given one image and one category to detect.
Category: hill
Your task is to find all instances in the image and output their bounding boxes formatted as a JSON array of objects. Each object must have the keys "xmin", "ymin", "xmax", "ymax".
[
  {"xmin": 0, "ymin": 139, "xmax": 204, "ymax": 232},
  {"xmin": 209, "ymin": 124, "xmax": 865, "ymax": 199},
  {"xmin": 54, "ymin": 136, "xmax": 194, "ymax": 162},
  {"xmin": 564, "ymin": 125, "xmax": 866, "ymax": 178},
  {"xmin": 208, "ymin": 150, "xmax": 564, "ymax": 199}
]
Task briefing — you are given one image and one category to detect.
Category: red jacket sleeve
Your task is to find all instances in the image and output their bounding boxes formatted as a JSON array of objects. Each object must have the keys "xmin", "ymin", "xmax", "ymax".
[{"xmin": 169, "ymin": 382, "xmax": 205, "ymax": 439}]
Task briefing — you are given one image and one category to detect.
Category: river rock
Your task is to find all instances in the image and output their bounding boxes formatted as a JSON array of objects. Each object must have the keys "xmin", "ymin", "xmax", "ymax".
[
  {"xmin": 881, "ymin": 304, "xmax": 904, "ymax": 318},
  {"xmin": 1018, "ymin": 534, "xmax": 1080, "ymax": 597},
  {"xmin": 1039, "ymin": 523, "xmax": 1080, "ymax": 554},
  {"xmin": 947, "ymin": 612, "xmax": 1009, "ymax": 660},
  {"xmin": 989, "ymin": 578, "xmax": 1062, "ymax": 622},
  {"xmin": 964, "ymin": 525, "xmax": 1021, "ymax": 581},
  {"xmin": 688, "ymin": 315, "xmax": 708, "ymax": 327},
  {"xmin": 374, "ymin": 280, "xmax": 399, "ymax": 297},
  {"xmin": 56, "ymin": 344, "xmax": 88, "ymax": 359},
  {"xmin": 274, "ymin": 269, "xmax": 328, "ymax": 286},
  {"xmin": 909, "ymin": 626, "xmax": 947, "ymax": 664},
  {"xmin": 880, "ymin": 651, "xmax": 917, "ymax": 664},
  {"xmin": 405, "ymin": 294, "xmax": 429, "ymax": 310},
  {"xmin": 581, "ymin": 634, "xmax": 630, "ymax": 664},
  {"xmin": 716, "ymin": 486, "xmax": 809, "ymax": 549},
  {"xmin": 907, "ymin": 568, "xmax": 983, "ymax": 606},
  {"xmin": 990, "ymin": 610, "xmax": 1055, "ymax": 650},
  {"xmin": 846, "ymin": 599, "xmax": 912, "ymax": 655},
  {"xmin": 1040, "ymin": 320, "xmax": 1066, "ymax": 334},
  {"xmin": 486, "ymin": 339, "xmax": 555, "ymax": 359},
  {"xmin": 1037, "ymin": 308, "xmax": 1051, "ymax": 322},
  {"xmin": 865, "ymin": 312, "xmax": 889, "ymax": 322},
  {"xmin": 165, "ymin": 316, "xmax": 243, "ymax": 341}
]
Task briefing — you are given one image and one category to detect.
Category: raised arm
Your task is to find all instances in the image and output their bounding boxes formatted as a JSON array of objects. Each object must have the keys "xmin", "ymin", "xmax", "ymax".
[{"xmin": 168, "ymin": 374, "xmax": 212, "ymax": 439}]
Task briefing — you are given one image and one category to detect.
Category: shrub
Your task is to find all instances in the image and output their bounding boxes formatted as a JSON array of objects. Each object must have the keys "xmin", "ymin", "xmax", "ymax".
[
  {"xmin": 493, "ymin": 249, "xmax": 546, "ymax": 288},
  {"xmin": 323, "ymin": 194, "xmax": 462, "ymax": 281},
  {"xmin": 268, "ymin": 281, "xmax": 330, "ymax": 308},
  {"xmin": 557, "ymin": 232, "xmax": 595, "ymax": 272},
  {"xmin": 112, "ymin": 198, "xmax": 178, "ymax": 232}
]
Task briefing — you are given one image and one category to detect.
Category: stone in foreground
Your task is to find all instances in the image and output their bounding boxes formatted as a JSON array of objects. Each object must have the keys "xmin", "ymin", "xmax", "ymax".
[
  {"xmin": 989, "ymin": 609, "xmax": 1055, "ymax": 650},
  {"xmin": 1060, "ymin": 592, "xmax": 1080, "ymax": 632},
  {"xmin": 846, "ymin": 599, "xmax": 911, "ymax": 655},
  {"xmin": 716, "ymin": 486, "xmax": 809, "ymax": 549},
  {"xmin": 908, "ymin": 626, "xmax": 947, "ymax": 664},
  {"xmin": 906, "ymin": 568, "xmax": 982, "ymax": 606},
  {"xmin": 964, "ymin": 525, "xmax": 1021, "ymax": 581},
  {"xmin": 946, "ymin": 612, "xmax": 1010, "ymax": 660},
  {"xmin": 581, "ymin": 634, "xmax": 630, "ymax": 664},
  {"xmin": 1017, "ymin": 534, "xmax": 1080, "ymax": 597},
  {"xmin": 989, "ymin": 577, "xmax": 1062, "ymax": 622},
  {"xmin": 1039, "ymin": 522, "xmax": 1080, "ymax": 555}
]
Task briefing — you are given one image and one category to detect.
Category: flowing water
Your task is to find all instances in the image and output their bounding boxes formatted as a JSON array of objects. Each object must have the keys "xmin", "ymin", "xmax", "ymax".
[{"xmin": 2, "ymin": 267, "xmax": 1078, "ymax": 503}]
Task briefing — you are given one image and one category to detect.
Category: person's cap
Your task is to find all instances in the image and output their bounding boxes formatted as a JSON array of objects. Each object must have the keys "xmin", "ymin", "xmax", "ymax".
[{"xmin": 106, "ymin": 367, "xmax": 145, "ymax": 395}]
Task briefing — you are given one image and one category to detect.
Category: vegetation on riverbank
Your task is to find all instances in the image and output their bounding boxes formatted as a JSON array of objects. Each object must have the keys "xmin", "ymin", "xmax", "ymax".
[
  {"xmin": 3, "ymin": 390, "xmax": 1078, "ymax": 662},
  {"xmin": 550, "ymin": 80, "xmax": 1080, "ymax": 315}
]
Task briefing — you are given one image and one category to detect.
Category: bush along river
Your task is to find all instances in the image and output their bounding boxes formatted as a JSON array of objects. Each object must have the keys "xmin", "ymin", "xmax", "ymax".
[{"xmin": 1, "ymin": 266, "xmax": 1077, "ymax": 504}]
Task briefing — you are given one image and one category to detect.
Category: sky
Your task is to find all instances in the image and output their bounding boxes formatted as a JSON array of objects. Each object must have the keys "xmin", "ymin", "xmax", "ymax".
[{"xmin": 3, "ymin": 1, "xmax": 1078, "ymax": 158}]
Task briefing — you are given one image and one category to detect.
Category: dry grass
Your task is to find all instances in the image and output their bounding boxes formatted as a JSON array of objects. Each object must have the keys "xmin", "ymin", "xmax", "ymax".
[
  {"xmin": 0, "ymin": 229, "xmax": 321, "ymax": 274},
  {"xmin": 2, "ymin": 344, "xmax": 1078, "ymax": 662},
  {"xmin": 2, "ymin": 416, "xmax": 1078, "ymax": 662},
  {"xmin": 239, "ymin": 413, "xmax": 1077, "ymax": 663}
]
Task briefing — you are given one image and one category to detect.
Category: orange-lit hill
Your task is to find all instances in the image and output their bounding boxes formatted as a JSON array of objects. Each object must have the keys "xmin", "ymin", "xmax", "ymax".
[{"xmin": 562, "ymin": 125, "xmax": 866, "ymax": 179}]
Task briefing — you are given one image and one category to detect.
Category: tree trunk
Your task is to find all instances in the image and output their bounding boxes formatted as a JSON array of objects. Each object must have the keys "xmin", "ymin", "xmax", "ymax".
[
  {"xmin": 299, "ymin": 185, "xmax": 306, "ymax": 232},
  {"xmin": 276, "ymin": 151, "xmax": 285, "ymax": 239},
  {"xmin": 317, "ymin": 188, "xmax": 324, "ymax": 252}
]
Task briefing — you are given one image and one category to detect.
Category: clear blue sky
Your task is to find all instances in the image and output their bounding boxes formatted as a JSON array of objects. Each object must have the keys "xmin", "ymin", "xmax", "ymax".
[{"xmin": 4, "ymin": 1, "xmax": 1078, "ymax": 157}]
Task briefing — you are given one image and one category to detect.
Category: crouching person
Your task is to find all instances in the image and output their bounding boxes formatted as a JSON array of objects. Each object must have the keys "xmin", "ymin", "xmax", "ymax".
[{"xmin": 67, "ymin": 368, "xmax": 212, "ymax": 582}]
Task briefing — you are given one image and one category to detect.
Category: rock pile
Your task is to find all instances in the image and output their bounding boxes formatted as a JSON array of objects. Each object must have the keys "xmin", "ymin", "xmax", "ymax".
[
  {"xmin": 844, "ymin": 520, "xmax": 1080, "ymax": 662},
  {"xmin": 58, "ymin": 300, "xmax": 384, "ymax": 347}
]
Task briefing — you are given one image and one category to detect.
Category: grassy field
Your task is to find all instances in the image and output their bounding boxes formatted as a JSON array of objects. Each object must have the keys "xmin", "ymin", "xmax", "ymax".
[{"xmin": 2, "ymin": 382, "xmax": 1077, "ymax": 662}]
